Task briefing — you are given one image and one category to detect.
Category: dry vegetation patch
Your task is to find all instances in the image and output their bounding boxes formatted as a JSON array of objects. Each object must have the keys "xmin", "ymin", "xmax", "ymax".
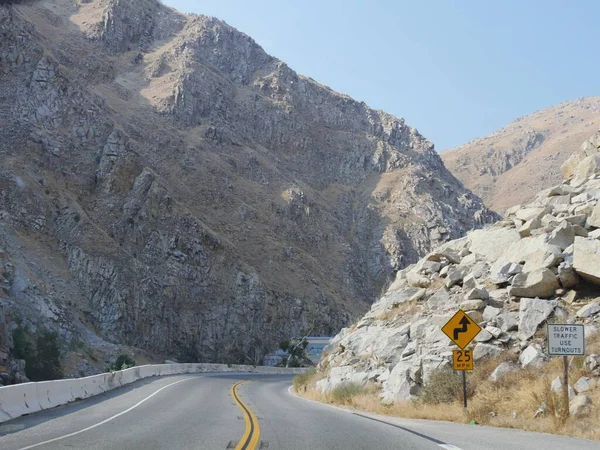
[{"xmin": 295, "ymin": 347, "xmax": 600, "ymax": 440}]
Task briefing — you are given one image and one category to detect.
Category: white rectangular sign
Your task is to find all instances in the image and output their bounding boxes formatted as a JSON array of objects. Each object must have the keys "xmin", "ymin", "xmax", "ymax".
[{"xmin": 547, "ymin": 324, "xmax": 585, "ymax": 356}]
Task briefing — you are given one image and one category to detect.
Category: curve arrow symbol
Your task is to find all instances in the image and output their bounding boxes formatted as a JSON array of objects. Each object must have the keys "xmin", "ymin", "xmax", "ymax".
[{"xmin": 453, "ymin": 316, "xmax": 471, "ymax": 340}]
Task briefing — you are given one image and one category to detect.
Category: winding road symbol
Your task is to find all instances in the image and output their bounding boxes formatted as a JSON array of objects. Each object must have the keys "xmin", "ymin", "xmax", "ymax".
[
  {"xmin": 441, "ymin": 310, "xmax": 482, "ymax": 349},
  {"xmin": 453, "ymin": 315, "xmax": 471, "ymax": 340}
]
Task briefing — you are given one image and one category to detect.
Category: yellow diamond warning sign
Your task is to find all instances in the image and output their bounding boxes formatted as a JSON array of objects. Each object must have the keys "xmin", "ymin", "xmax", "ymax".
[
  {"xmin": 453, "ymin": 349, "xmax": 473, "ymax": 371},
  {"xmin": 441, "ymin": 310, "xmax": 481, "ymax": 349}
]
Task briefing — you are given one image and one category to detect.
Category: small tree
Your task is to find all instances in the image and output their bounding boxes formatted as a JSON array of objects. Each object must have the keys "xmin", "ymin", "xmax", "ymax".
[
  {"xmin": 279, "ymin": 337, "xmax": 310, "ymax": 367},
  {"xmin": 11, "ymin": 326, "xmax": 33, "ymax": 360},
  {"xmin": 26, "ymin": 331, "xmax": 63, "ymax": 381}
]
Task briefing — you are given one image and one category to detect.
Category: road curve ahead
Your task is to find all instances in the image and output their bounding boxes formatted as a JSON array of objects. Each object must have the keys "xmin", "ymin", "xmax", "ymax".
[{"xmin": 0, "ymin": 373, "xmax": 597, "ymax": 450}]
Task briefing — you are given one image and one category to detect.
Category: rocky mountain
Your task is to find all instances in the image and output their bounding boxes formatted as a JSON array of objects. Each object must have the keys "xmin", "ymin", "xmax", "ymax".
[
  {"xmin": 0, "ymin": 0, "xmax": 495, "ymax": 379},
  {"xmin": 315, "ymin": 132, "xmax": 600, "ymax": 406},
  {"xmin": 442, "ymin": 97, "xmax": 600, "ymax": 213}
]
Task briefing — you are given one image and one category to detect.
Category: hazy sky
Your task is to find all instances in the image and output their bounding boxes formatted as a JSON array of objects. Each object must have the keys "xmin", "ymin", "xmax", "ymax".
[{"xmin": 163, "ymin": 0, "xmax": 598, "ymax": 151}]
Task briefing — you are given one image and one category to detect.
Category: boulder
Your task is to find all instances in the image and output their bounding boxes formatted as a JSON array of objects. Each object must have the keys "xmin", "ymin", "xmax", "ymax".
[
  {"xmin": 541, "ymin": 214, "xmax": 560, "ymax": 228},
  {"xmin": 475, "ymin": 329, "xmax": 493, "ymax": 342},
  {"xmin": 445, "ymin": 266, "xmax": 469, "ymax": 288},
  {"xmin": 486, "ymin": 326, "xmax": 503, "ymax": 338},
  {"xmin": 409, "ymin": 319, "xmax": 429, "ymax": 342},
  {"xmin": 522, "ymin": 246, "xmax": 562, "ymax": 273},
  {"xmin": 563, "ymin": 214, "xmax": 587, "ymax": 227},
  {"xmin": 519, "ymin": 344, "xmax": 547, "ymax": 368},
  {"xmin": 465, "ymin": 287, "xmax": 488, "ymax": 301},
  {"xmin": 519, "ymin": 218, "xmax": 541, "ymax": 238},
  {"xmin": 473, "ymin": 343, "xmax": 503, "ymax": 361},
  {"xmin": 462, "ymin": 273, "xmax": 479, "ymax": 290},
  {"xmin": 401, "ymin": 341, "xmax": 416, "ymax": 358},
  {"xmin": 317, "ymin": 365, "xmax": 355, "ymax": 392},
  {"xmin": 515, "ymin": 207, "xmax": 550, "ymax": 222},
  {"xmin": 460, "ymin": 299, "xmax": 486, "ymax": 311},
  {"xmin": 468, "ymin": 228, "xmax": 520, "ymax": 261},
  {"xmin": 551, "ymin": 376, "xmax": 575, "ymax": 399},
  {"xmin": 459, "ymin": 253, "xmax": 478, "ymax": 267},
  {"xmin": 488, "ymin": 289, "xmax": 509, "ymax": 306},
  {"xmin": 569, "ymin": 394, "xmax": 592, "ymax": 417},
  {"xmin": 509, "ymin": 269, "xmax": 559, "ymax": 298},
  {"xmin": 573, "ymin": 376, "xmax": 596, "ymax": 394},
  {"xmin": 427, "ymin": 287, "xmax": 454, "ymax": 311},
  {"xmin": 547, "ymin": 185, "xmax": 574, "ymax": 197},
  {"xmin": 502, "ymin": 234, "xmax": 550, "ymax": 265},
  {"xmin": 589, "ymin": 229, "xmax": 600, "ymax": 239},
  {"xmin": 588, "ymin": 202, "xmax": 600, "ymax": 228},
  {"xmin": 563, "ymin": 290, "xmax": 578, "ymax": 304},
  {"xmin": 426, "ymin": 250, "xmax": 461, "ymax": 265},
  {"xmin": 575, "ymin": 155, "xmax": 600, "ymax": 180},
  {"xmin": 489, "ymin": 362, "xmax": 518, "ymax": 381},
  {"xmin": 573, "ymin": 237, "xmax": 600, "ymax": 285},
  {"xmin": 518, "ymin": 297, "xmax": 557, "ymax": 340},
  {"xmin": 571, "ymin": 191, "xmax": 593, "ymax": 204},
  {"xmin": 576, "ymin": 302, "xmax": 600, "ymax": 319},
  {"xmin": 558, "ymin": 263, "xmax": 580, "ymax": 289},
  {"xmin": 584, "ymin": 355, "xmax": 600, "ymax": 375},
  {"xmin": 338, "ymin": 325, "xmax": 409, "ymax": 365},
  {"xmin": 420, "ymin": 260, "xmax": 441, "ymax": 274},
  {"xmin": 407, "ymin": 272, "xmax": 431, "ymax": 288},
  {"xmin": 496, "ymin": 312, "xmax": 519, "ymax": 332},
  {"xmin": 483, "ymin": 305, "xmax": 502, "ymax": 321},
  {"xmin": 547, "ymin": 221, "xmax": 575, "ymax": 250},
  {"xmin": 562, "ymin": 149, "xmax": 587, "ymax": 180},
  {"xmin": 381, "ymin": 357, "xmax": 416, "ymax": 403},
  {"xmin": 489, "ymin": 261, "xmax": 522, "ymax": 284},
  {"xmin": 420, "ymin": 356, "xmax": 452, "ymax": 384},
  {"xmin": 547, "ymin": 194, "xmax": 571, "ymax": 206}
]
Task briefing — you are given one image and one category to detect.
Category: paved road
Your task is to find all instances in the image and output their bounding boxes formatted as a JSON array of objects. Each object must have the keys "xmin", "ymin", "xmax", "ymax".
[{"xmin": 0, "ymin": 373, "xmax": 597, "ymax": 449}]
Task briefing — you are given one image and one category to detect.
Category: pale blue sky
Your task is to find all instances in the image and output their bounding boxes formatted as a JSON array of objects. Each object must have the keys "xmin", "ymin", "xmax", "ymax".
[{"xmin": 163, "ymin": 0, "xmax": 598, "ymax": 151}]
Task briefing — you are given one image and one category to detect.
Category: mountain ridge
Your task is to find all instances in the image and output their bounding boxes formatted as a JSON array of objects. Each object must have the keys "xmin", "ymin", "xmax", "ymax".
[
  {"xmin": 0, "ymin": 0, "xmax": 494, "ymax": 379},
  {"xmin": 442, "ymin": 97, "xmax": 600, "ymax": 212}
]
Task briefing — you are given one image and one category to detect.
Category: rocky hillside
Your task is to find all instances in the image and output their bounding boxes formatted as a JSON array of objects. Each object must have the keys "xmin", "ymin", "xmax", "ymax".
[
  {"xmin": 316, "ymin": 132, "xmax": 600, "ymax": 409},
  {"xmin": 442, "ymin": 97, "xmax": 600, "ymax": 213},
  {"xmin": 0, "ymin": 0, "xmax": 495, "ymax": 379}
]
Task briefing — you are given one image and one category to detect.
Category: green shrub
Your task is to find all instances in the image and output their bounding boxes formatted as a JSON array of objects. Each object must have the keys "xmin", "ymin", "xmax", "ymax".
[
  {"xmin": 331, "ymin": 382, "xmax": 366, "ymax": 403},
  {"xmin": 11, "ymin": 326, "xmax": 33, "ymax": 360},
  {"xmin": 419, "ymin": 367, "xmax": 463, "ymax": 404},
  {"xmin": 11, "ymin": 327, "xmax": 63, "ymax": 381},
  {"xmin": 109, "ymin": 354, "xmax": 136, "ymax": 371}
]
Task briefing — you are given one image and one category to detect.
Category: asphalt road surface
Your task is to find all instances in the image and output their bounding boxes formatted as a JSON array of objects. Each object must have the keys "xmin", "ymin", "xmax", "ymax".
[{"xmin": 0, "ymin": 373, "xmax": 597, "ymax": 449}]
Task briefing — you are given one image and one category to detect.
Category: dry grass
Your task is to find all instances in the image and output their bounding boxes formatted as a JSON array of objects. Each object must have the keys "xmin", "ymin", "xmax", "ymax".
[
  {"xmin": 297, "ymin": 343, "xmax": 600, "ymax": 441},
  {"xmin": 376, "ymin": 300, "xmax": 422, "ymax": 322}
]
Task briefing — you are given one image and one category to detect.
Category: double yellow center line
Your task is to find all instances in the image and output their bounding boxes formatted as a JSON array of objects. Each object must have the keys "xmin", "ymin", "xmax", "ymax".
[{"xmin": 231, "ymin": 381, "xmax": 261, "ymax": 450}]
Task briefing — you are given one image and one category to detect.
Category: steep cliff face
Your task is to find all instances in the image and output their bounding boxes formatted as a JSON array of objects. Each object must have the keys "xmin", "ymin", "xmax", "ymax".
[{"xmin": 0, "ymin": 0, "xmax": 495, "ymax": 368}]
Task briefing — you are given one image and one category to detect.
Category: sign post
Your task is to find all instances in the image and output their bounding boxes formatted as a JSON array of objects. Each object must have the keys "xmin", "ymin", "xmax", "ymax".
[
  {"xmin": 547, "ymin": 324, "xmax": 585, "ymax": 418},
  {"xmin": 453, "ymin": 349, "xmax": 473, "ymax": 408},
  {"xmin": 442, "ymin": 311, "xmax": 481, "ymax": 408}
]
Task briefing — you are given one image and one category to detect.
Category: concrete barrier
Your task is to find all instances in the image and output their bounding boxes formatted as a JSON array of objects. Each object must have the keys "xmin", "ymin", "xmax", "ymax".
[
  {"xmin": 0, "ymin": 382, "xmax": 42, "ymax": 421},
  {"xmin": 0, "ymin": 363, "xmax": 307, "ymax": 423}
]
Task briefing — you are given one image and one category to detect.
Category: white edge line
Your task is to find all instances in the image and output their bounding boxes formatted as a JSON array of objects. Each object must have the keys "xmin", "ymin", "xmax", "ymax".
[
  {"xmin": 17, "ymin": 377, "xmax": 197, "ymax": 450},
  {"xmin": 287, "ymin": 385, "xmax": 465, "ymax": 450}
]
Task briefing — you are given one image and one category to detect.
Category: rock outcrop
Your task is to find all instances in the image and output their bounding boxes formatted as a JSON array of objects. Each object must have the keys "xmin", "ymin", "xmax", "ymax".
[
  {"xmin": 317, "ymin": 132, "xmax": 600, "ymax": 403},
  {"xmin": 0, "ymin": 0, "xmax": 495, "ymax": 369}
]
